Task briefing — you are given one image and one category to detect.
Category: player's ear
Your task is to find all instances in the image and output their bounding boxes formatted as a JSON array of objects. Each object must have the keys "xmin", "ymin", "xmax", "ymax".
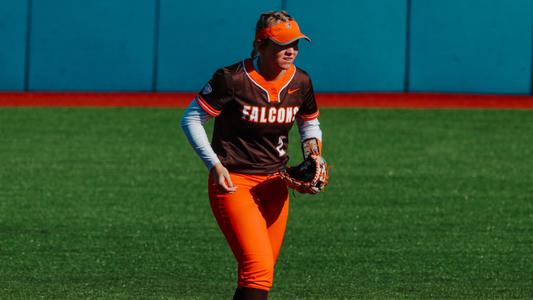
[
  {"xmin": 257, "ymin": 39, "xmax": 271, "ymax": 50},
  {"xmin": 252, "ymin": 39, "xmax": 268, "ymax": 58}
]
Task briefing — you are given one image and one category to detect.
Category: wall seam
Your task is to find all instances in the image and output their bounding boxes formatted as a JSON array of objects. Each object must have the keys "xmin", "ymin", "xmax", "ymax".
[
  {"xmin": 152, "ymin": 0, "xmax": 161, "ymax": 92},
  {"xmin": 531, "ymin": 0, "xmax": 533, "ymax": 95},
  {"xmin": 403, "ymin": 0, "xmax": 412, "ymax": 93},
  {"xmin": 24, "ymin": 0, "xmax": 33, "ymax": 91}
]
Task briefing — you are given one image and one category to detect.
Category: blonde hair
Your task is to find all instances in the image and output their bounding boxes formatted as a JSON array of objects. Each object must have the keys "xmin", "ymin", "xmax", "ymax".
[{"xmin": 251, "ymin": 11, "xmax": 293, "ymax": 58}]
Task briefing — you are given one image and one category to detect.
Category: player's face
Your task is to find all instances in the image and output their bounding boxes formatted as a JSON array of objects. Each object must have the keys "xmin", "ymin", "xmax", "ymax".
[{"xmin": 263, "ymin": 40, "xmax": 299, "ymax": 71}]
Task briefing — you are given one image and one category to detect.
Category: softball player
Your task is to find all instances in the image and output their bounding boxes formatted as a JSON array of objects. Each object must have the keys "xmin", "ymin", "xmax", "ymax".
[{"xmin": 181, "ymin": 11, "xmax": 323, "ymax": 300}]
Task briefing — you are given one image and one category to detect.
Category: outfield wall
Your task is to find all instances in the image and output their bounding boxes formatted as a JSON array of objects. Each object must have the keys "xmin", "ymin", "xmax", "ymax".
[
  {"xmin": 2, "ymin": 92, "xmax": 533, "ymax": 110},
  {"xmin": 1, "ymin": 0, "xmax": 532, "ymax": 94}
]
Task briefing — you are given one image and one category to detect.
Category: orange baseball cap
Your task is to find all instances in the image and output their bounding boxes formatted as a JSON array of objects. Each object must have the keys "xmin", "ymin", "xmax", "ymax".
[{"xmin": 255, "ymin": 20, "xmax": 311, "ymax": 45}]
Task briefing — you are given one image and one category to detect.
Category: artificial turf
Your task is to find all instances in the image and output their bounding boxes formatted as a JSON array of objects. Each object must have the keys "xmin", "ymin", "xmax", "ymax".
[{"xmin": 0, "ymin": 108, "xmax": 532, "ymax": 299}]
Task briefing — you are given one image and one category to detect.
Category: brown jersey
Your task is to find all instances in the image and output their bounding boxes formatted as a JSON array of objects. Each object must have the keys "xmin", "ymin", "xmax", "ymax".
[{"xmin": 196, "ymin": 58, "xmax": 319, "ymax": 174}]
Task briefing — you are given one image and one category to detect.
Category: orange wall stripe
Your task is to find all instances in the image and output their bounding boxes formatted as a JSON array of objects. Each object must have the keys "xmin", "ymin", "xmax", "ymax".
[{"xmin": 2, "ymin": 92, "xmax": 533, "ymax": 109}]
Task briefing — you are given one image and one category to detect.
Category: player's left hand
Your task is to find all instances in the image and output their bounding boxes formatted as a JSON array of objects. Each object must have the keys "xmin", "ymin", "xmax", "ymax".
[{"xmin": 279, "ymin": 154, "xmax": 328, "ymax": 194}]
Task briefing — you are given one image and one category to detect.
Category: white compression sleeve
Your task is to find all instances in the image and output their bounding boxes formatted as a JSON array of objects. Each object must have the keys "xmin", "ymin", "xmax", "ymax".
[
  {"xmin": 180, "ymin": 99, "xmax": 220, "ymax": 170},
  {"xmin": 297, "ymin": 118, "xmax": 323, "ymax": 142}
]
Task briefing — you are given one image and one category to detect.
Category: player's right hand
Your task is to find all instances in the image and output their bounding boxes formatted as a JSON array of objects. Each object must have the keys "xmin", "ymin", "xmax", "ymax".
[{"xmin": 211, "ymin": 162, "xmax": 237, "ymax": 193}]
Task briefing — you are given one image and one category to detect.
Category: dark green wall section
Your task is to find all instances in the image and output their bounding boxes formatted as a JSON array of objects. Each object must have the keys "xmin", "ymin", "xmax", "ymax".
[{"xmin": 0, "ymin": 0, "xmax": 532, "ymax": 94}]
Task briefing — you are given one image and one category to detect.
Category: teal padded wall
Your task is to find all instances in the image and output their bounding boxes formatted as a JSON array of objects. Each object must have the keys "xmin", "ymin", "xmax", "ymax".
[
  {"xmin": 1, "ymin": 0, "xmax": 532, "ymax": 94},
  {"xmin": 409, "ymin": 0, "xmax": 533, "ymax": 94},
  {"xmin": 29, "ymin": 0, "xmax": 156, "ymax": 91},
  {"xmin": 0, "ymin": 0, "xmax": 28, "ymax": 90},
  {"xmin": 156, "ymin": 1, "xmax": 278, "ymax": 92},
  {"xmin": 286, "ymin": 0, "xmax": 408, "ymax": 92}
]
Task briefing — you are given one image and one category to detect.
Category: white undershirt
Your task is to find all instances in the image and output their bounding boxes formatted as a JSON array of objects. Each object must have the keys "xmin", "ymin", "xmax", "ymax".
[
  {"xmin": 180, "ymin": 98, "xmax": 322, "ymax": 170},
  {"xmin": 180, "ymin": 99, "xmax": 219, "ymax": 170}
]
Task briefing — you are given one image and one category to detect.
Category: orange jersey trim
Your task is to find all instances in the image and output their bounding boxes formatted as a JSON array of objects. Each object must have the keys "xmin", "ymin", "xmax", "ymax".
[
  {"xmin": 196, "ymin": 95, "xmax": 221, "ymax": 117},
  {"xmin": 297, "ymin": 110, "xmax": 320, "ymax": 121},
  {"xmin": 243, "ymin": 59, "xmax": 296, "ymax": 103}
]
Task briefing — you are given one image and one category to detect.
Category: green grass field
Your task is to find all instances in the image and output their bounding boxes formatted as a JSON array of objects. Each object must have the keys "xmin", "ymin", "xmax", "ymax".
[{"xmin": 1, "ymin": 108, "xmax": 532, "ymax": 299}]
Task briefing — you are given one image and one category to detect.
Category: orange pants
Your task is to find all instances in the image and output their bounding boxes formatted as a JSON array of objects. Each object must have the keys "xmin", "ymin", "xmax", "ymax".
[{"xmin": 208, "ymin": 172, "xmax": 289, "ymax": 291}]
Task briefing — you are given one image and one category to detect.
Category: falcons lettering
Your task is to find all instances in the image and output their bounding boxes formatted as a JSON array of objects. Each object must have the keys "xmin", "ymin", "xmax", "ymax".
[{"xmin": 242, "ymin": 105, "xmax": 299, "ymax": 124}]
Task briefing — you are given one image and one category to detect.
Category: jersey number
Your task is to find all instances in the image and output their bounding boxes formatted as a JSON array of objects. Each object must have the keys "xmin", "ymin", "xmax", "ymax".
[{"xmin": 276, "ymin": 136, "xmax": 287, "ymax": 157}]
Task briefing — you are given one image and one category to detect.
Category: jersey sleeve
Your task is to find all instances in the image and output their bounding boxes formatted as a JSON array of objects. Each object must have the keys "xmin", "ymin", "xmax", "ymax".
[
  {"xmin": 195, "ymin": 68, "xmax": 233, "ymax": 117},
  {"xmin": 296, "ymin": 77, "xmax": 320, "ymax": 121}
]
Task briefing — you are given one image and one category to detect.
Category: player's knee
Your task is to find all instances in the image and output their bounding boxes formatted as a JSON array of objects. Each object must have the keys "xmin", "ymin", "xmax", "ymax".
[{"xmin": 238, "ymin": 257, "xmax": 275, "ymax": 290}]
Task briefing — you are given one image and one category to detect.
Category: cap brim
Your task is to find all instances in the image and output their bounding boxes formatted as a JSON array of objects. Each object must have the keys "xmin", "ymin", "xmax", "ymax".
[{"xmin": 270, "ymin": 35, "xmax": 311, "ymax": 46}]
